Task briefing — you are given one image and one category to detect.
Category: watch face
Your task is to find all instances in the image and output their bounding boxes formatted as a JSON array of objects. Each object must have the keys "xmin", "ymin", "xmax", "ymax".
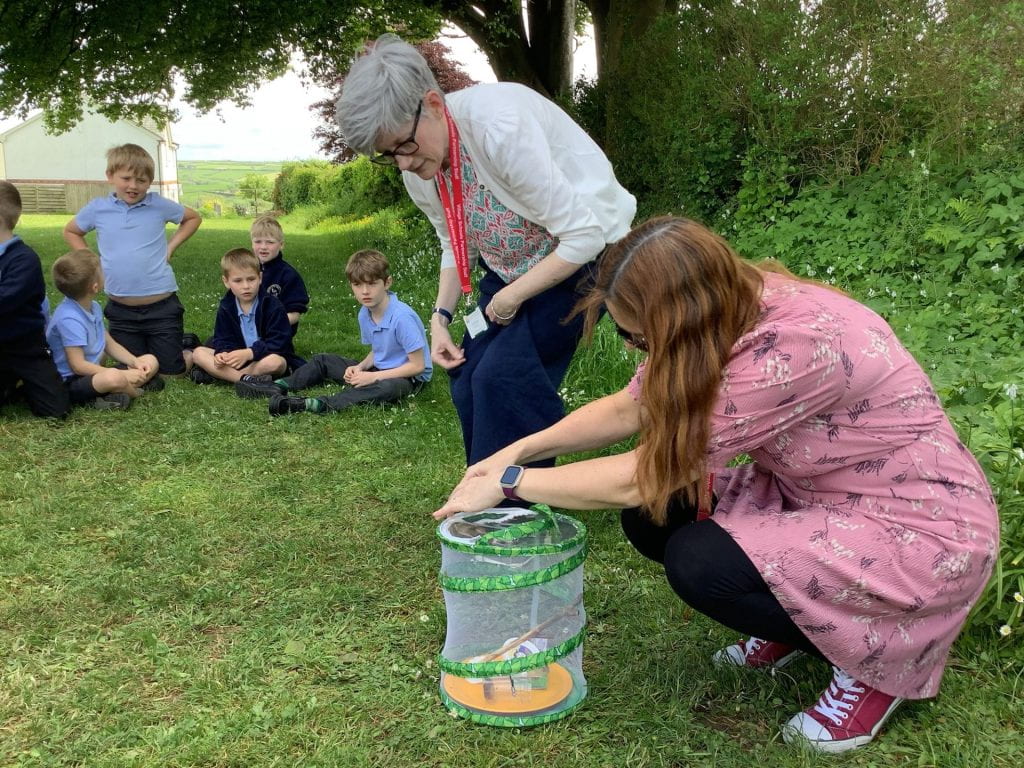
[{"xmin": 499, "ymin": 465, "xmax": 522, "ymax": 486}]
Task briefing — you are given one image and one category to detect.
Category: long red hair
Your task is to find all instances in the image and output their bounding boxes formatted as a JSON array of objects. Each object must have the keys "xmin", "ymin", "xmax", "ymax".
[{"xmin": 577, "ymin": 217, "xmax": 769, "ymax": 524}]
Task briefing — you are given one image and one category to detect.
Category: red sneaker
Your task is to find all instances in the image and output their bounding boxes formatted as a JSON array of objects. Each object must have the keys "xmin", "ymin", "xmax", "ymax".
[
  {"xmin": 782, "ymin": 666, "xmax": 904, "ymax": 753},
  {"xmin": 712, "ymin": 636, "xmax": 802, "ymax": 669}
]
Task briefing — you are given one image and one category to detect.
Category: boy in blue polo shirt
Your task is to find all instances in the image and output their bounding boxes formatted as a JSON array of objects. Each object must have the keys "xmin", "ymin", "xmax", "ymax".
[
  {"xmin": 250, "ymin": 214, "xmax": 308, "ymax": 339},
  {"xmin": 236, "ymin": 249, "xmax": 430, "ymax": 415},
  {"xmin": 63, "ymin": 143, "xmax": 201, "ymax": 376},
  {"xmin": 0, "ymin": 181, "xmax": 70, "ymax": 418},
  {"xmin": 47, "ymin": 249, "xmax": 161, "ymax": 410}
]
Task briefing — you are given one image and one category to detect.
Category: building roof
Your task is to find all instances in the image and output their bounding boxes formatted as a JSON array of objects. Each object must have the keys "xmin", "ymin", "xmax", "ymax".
[{"xmin": 0, "ymin": 110, "xmax": 174, "ymax": 145}]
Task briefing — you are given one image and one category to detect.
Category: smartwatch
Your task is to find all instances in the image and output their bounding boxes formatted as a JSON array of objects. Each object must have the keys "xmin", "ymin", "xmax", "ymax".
[{"xmin": 499, "ymin": 464, "xmax": 526, "ymax": 501}]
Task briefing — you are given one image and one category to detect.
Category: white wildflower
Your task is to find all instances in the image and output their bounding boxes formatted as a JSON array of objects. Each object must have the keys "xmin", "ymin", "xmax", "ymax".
[
  {"xmin": 999, "ymin": 624, "xmax": 1012, "ymax": 637},
  {"xmin": 1005, "ymin": 383, "xmax": 1019, "ymax": 401}
]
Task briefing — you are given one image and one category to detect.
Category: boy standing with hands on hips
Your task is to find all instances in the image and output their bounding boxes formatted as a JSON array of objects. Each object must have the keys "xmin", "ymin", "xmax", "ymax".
[{"xmin": 63, "ymin": 144, "xmax": 201, "ymax": 376}]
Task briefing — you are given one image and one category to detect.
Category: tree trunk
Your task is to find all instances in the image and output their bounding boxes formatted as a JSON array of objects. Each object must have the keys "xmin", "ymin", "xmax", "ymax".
[
  {"xmin": 589, "ymin": 0, "xmax": 677, "ymax": 82},
  {"xmin": 441, "ymin": 0, "xmax": 575, "ymax": 99}
]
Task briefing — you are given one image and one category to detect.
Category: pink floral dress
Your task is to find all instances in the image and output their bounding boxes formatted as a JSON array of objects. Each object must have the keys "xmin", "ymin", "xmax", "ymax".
[{"xmin": 629, "ymin": 273, "xmax": 999, "ymax": 699}]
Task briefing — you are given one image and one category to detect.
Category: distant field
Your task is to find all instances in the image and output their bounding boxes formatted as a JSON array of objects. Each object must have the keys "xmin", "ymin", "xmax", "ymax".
[{"xmin": 177, "ymin": 160, "xmax": 282, "ymax": 214}]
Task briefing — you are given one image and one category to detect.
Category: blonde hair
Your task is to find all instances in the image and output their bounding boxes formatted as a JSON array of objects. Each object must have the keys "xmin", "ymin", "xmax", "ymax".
[
  {"xmin": 0, "ymin": 180, "xmax": 22, "ymax": 231},
  {"xmin": 105, "ymin": 144, "xmax": 155, "ymax": 180},
  {"xmin": 221, "ymin": 248, "xmax": 261, "ymax": 276},
  {"xmin": 345, "ymin": 249, "xmax": 390, "ymax": 284},
  {"xmin": 250, "ymin": 214, "xmax": 285, "ymax": 242},
  {"xmin": 52, "ymin": 249, "xmax": 102, "ymax": 300}
]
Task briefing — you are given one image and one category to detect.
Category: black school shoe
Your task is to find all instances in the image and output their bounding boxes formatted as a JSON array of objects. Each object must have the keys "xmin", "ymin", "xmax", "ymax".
[
  {"xmin": 92, "ymin": 393, "xmax": 132, "ymax": 410},
  {"xmin": 182, "ymin": 333, "xmax": 202, "ymax": 351},
  {"xmin": 235, "ymin": 374, "xmax": 283, "ymax": 399},
  {"xmin": 269, "ymin": 394, "xmax": 311, "ymax": 416},
  {"xmin": 188, "ymin": 367, "xmax": 216, "ymax": 385},
  {"xmin": 142, "ymin": 375, "xmax": 165, "ymax": 393}
]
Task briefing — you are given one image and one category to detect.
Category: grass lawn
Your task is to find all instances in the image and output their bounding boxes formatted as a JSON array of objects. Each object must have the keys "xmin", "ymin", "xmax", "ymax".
[{"xmin": 1, "ymin": 214, "xmax": 1020, "ymax": 767}]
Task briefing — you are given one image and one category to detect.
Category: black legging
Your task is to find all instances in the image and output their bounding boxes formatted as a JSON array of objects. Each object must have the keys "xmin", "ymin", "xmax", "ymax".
[{"xmin": 621, "ymin": 499, "xmax": 825, "ymax": 658}]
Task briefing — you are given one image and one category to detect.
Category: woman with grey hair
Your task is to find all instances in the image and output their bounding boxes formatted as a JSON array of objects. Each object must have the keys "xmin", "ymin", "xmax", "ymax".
[{"xmin": 337, "ymin": 34, "xmax": 636, "ymax": 467}]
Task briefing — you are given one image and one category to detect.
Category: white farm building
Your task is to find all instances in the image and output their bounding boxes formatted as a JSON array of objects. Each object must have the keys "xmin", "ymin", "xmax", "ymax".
[{"xmin": 0, "ymin": 112, "xmax": 180, "ymax": 212}]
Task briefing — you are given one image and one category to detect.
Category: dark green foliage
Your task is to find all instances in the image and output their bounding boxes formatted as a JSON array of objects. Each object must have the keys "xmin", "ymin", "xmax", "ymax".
[
  {"xmin": 273, "ymin": 158, "xmax": 411, "ymax": 220},
  {"xmin": 595, "ymin": 1, "xmax": 1024, "ymax": 220}
]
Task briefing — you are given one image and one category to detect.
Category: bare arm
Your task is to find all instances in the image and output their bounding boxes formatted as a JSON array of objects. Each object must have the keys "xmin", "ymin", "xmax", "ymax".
[
  {"xmin": 434, "ymin": 387, "xmax": 644, "ymax": 518},
  {"xmin": 64, "ymin": 345, "xmax": 109, "ymax": 377},
  {"xmin": 167, "ymin": 207, "xmax": 201, "ymax": 260},
  {"xmin": 374, "ymin": 348, "xmax": 425, "ymax": 381},
  {"xmin": 435, "ymin": 450, "xmax": 641, "ymax": 519},
  {"xmin": 63, "ymin": 219, "xmax": 89, "ymax": 250},
  {"xmin": 430, "ymin": 267, "xmax": 467, "ymax": 369},
  {"xmin": 486, "ymin": 251, "xmax": 584, "ymax": 324}
]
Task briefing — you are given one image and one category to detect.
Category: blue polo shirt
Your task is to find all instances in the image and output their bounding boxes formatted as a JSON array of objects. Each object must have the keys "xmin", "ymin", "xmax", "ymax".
[
  {"xmin": 74, "ymin": 192, "xmax": 185, "ymax": 297},
  {"xmin": 46, "ymin": 297, "xmax": 106, "ymax": 379},
  {"xmin": 358, "ymin": 292, "xmax": 432, "ymax": 382},
  {"xmin": 237, "ymin": 297, "xmax": 259, "ymax": 348}
]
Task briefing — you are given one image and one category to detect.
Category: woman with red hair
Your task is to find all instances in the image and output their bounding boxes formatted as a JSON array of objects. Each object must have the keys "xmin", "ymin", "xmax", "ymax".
[{"xmin": 436, "ymin": 216, "xmax": 998, "ymax": 753}]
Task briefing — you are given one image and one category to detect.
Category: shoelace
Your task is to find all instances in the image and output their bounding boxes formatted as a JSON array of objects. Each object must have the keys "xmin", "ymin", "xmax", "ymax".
[
  {"xmin": 812, "ymin": 667, "xmax": 865, "ymax": 726},
  {"xmin": 743, "ymin": 638, "xmax": 765, "ymax": 658}
]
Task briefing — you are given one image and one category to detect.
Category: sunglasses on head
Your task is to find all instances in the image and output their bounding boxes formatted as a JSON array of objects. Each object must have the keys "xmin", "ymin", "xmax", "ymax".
[{"xmin": 613, "ymin": 321, "xmax": 648, "ymax": 352}]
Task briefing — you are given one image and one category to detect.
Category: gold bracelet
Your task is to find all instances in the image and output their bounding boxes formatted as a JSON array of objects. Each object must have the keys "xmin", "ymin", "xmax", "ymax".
[{"xmin": 491, "ymin": 305, "xmax": 517, "ymax": 321}]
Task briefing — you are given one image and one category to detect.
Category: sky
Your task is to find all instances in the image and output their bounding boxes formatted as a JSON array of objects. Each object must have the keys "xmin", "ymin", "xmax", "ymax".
[
  {"xmin": 171, "ymin": 29, "xmax": 501, "ymax": 161},
  {"xmin": 1, "ymin": 27, "xmax": 596, "ymax": 162}
]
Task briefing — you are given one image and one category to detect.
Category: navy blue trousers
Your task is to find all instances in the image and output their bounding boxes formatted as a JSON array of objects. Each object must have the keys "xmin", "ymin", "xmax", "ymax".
[{"xmin": 449, "ymin": 262, "xmax": 596, "ymax": 466}]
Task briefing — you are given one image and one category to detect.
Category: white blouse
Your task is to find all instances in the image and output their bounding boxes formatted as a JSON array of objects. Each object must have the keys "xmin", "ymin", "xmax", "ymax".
[{"xmin": 403, "ymin": 82, "xmax": 637, "ymax": 270}]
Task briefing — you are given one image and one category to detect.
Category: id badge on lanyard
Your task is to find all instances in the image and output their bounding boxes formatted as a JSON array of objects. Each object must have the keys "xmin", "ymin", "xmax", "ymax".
[{"xmin": 437, "ymin": 107, "xmax": 487, "ymax": 338}]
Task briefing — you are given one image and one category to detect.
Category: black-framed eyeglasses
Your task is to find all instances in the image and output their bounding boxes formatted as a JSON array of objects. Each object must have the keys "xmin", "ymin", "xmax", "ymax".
[
  {"xmin": 369, "ymin": 102, "xmax": 423, "ymax": 166},
  {"xmin": 614, "ymin": 321, "xmax": 648, "ymax": 352}
]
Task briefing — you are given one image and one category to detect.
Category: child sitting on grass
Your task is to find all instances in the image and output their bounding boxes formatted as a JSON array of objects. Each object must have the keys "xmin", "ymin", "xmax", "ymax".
[
  {"xmin": 46, "ymin": 249, "xmax": 161, "ymax": 410},
  {"xmin": 0, "ymin": 180, "xmax": 70, "ymax": 418},
  {"xmin": 236, "ymin": 249, "xmax": 431, "ymax": 416},
  {"xmin": 190, "ymin": 248, "xmax": 299, "ymax": 393},
  {"xmin": 250, "ymin": 214, "xmax": 309, "ymax": 339}
]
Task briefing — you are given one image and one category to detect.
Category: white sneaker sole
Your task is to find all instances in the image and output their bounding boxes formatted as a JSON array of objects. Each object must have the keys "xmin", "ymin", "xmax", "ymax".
[
  {"xmin": 712, "ymin": 643, "xmax": 804, "ymax": 669},
  {"xmin": 781, "ymin": 697, "xmax": 904, "ymax": 753}
]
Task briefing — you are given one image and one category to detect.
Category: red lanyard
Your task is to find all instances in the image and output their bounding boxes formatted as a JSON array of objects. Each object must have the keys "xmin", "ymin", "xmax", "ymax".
[
  {"xmin": 436, "ymin": 107, "xmax": 472, "ymax": 297},
  {"xmin": 696, "ymin": 472, "xmax": 716, "ymax": 520}
]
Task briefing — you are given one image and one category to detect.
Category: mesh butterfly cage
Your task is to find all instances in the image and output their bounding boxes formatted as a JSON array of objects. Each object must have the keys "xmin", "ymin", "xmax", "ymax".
[{"xmin": 436, "ymin": 505, "xmax": 587, "ymax": 727}]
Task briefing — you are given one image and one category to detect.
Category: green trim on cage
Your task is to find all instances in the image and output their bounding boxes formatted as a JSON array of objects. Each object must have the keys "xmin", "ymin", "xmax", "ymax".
[
  {"xmin": 437, "ymin": 511, "xmax": 586, "ymax": 556},
  {"xmin": 440, "ymin": 547, "xmax": 586, "ymax": 592},
  {"xmin": 477, "ymin": 504, "xmax": 556, "ymax": 544},
  {"xmin": 439, "ymin": 626, "xmax": 585, "ymax": 677},
  {"xmin": 438, "ymin": 675, "xmax": 586, "ymax": 728}
]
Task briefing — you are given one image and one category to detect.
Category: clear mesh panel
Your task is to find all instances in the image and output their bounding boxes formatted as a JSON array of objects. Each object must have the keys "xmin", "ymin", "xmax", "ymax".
[{"xmin": 438, "ymin": 508, "xmax": 587, "ymax": 726}]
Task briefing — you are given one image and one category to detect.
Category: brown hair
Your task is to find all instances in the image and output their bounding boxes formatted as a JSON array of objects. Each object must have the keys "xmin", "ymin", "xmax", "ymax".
[
  {"xmin": 576, "ymin": 217, "xmax": 767, "ymax": 524},
  {"xmin": 52, "ymin": 249, "xmax": 102, "ymax": 299},
  {"xmin": 250, "ymin": 214, "xmax": 285, "ymax": 242},
  {"xmin": 0, "ymin": 180, "xmax": 22, "ymax": 231},
  {"xmin": 221, "ymin": 248, "xmax": 261, "ymax": 276},
  {"xmin": 105, "ymin": 143, "xmax": 155, "ymax": 180},
  {"xmin": 345, "ymin": 249, "xmax": 390, "ymax": 284}
]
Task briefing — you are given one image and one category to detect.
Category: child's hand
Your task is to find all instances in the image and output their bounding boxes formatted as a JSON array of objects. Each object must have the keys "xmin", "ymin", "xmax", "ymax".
[
  {"xmin": 133, "ymin": 358, "xmax": 154, "ymax": 376},
  {"xmin": 342, "ymin": 365, "xmax": 360, "ymax": 384},
  {"xmin": 123, "ymin": 368, "xmax": 148, "ymax": 388},
  {"xmin": 346, "ymin": 369, "xmax": 377, "ymax": 388},
  {"xmin": 220, "ymin": 349, "xmax": 252, "ymax": 369}
]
